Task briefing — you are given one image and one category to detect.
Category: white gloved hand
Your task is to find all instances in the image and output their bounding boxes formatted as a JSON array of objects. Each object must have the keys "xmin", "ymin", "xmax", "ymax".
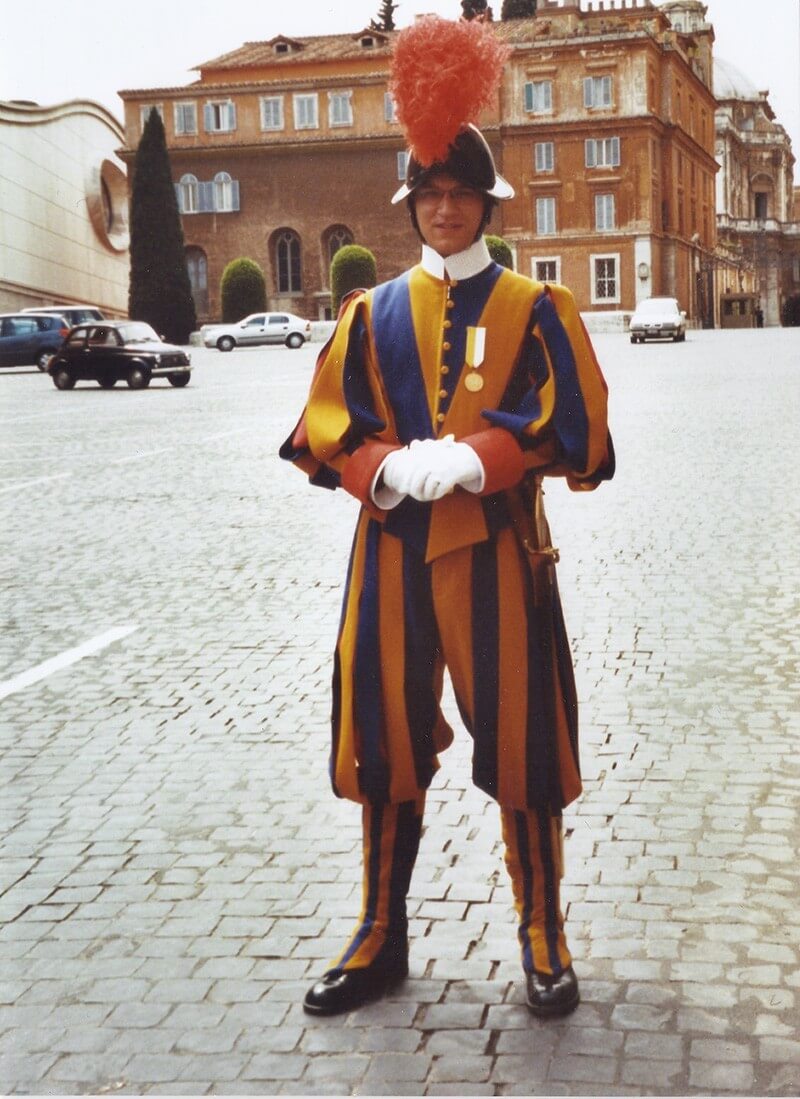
[
  {"xmin": 371, "ymin": 446, "xmax": 413, "ymax": 509},
  {"xmin": 404, "ymin": 435, "xmax": 484, "ymax": 502}
]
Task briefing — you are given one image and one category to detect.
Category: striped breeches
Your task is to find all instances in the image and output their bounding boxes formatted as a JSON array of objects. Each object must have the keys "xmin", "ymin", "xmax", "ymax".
[
  {"xmin": 331, "ymin": 517, "xmax": 581, "ymax": 811},
  {"xmin": 331, "ymin": 797, "xmax": 571, "ymax": 977}
]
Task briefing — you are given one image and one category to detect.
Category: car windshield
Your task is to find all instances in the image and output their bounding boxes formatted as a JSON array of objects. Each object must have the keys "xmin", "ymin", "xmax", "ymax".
[
  {"xmin": 638, "ymin": 299, "xmax": 677, "ymax": 314},
  {"xmin": 118, "ymin": 322, "xmax": 160, "ymax": 344}
]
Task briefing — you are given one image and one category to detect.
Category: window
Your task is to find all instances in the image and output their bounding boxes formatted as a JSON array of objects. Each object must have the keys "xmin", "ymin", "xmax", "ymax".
[
  {"xmin": 595, "ymin": 193, "xmax": 616, "ymax": 231},
  {"xmin": 535, "ymin": 142, "xmax": 554, "ymax": 173},
  {"xmin": 397, "ymin": 150, "xmax": 409, "ymax": 181},
  {"xmin": 186, "ymin": 247, "xmax": 208, "ymax": 315},
  {"xmin": 214, "ymin": 172, "xmax": 239, "ymax": 212},
  {"xmin": 329, "ymin": 91, "xmax": 353, "ymax": 127},
  {"xmin": 591, "ymin": 254, "xmax": 620, "ymax": 304},
  {"xmin": 174, "ymin": 102, "xmax": 197, "ymax": 135},
  {"xmin": 204, "ymin": 100, "xmax": 236, "ymax": 133},
  {"xmin": 139, "ymin": 104, "xmax": 163, "ymax": 130},
  {"xmin": 524, "ymin": 80, "xmax": 553, "ymax": 114},
  {"xmin": 277, "ymin": 230, "xmax": 302, "ymax": 293},
  {"xmin": 294, "ymin": 93, "xmax": 318, "ymax": 129},
  {"xmin": 261, "ymin": 96, "xmax": 284, "ymax": 131},
  {"xmin": 327, "ymin": 226, "xmax": 354, "ymax": 264},
  {"xmin": 178, "ymin": 174, "xmax": 199, "ymax": 214},
  {"xmin": 535, "ymin": 196, "xmax": 556, "ymax": 236},
  {"xmin": 384, "ymin": 93, "xmax": 398, "ymax": 124},
  {"xmin": 793, "ymin": 256, "xmax": 800, "ymax": 283},
  {"xmin": 533, "ymin": 258, "xmax": 561, "ymax": 283},
  {"xmin": 584, "ymin": 75, "xmax": 612, "ymax": 109},
  {"xmin": 585, "ymin": 137, "xmax": 620, "ymax": 168},
  {"xmin": 754, "ymin": 193, "xmax": 768, "ymax": 220}
]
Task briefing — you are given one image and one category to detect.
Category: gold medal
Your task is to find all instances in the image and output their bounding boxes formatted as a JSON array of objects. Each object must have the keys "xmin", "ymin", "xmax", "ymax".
[{"xmin": 464, "ymin": 372, "xmax": 484, "ymax": 392}]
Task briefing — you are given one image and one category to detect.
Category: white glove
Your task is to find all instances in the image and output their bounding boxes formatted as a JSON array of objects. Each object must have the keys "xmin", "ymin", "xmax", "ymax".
[
  {"xmin": 371, "ymin": 446, "xmax": 414, "ymax": 509},
  {"xmin": 404, "ymin": 436, "xmax": 484, "ymax": 502}
]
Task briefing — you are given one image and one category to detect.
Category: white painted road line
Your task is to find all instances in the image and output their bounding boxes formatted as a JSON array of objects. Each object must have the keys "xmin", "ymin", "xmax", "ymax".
[{"xmin": 0, "ymin": 625, "xmax": 139, "ymax": 701}]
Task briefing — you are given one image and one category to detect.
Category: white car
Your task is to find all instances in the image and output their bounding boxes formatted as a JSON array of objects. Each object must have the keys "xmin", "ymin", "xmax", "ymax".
[
  {"xmin": 629, "ymin": 297, "xmax": 686, "ymax": 343},
  {"xmin": 202, "ymin": 312, "xmax": 311, "ymax": 351}
]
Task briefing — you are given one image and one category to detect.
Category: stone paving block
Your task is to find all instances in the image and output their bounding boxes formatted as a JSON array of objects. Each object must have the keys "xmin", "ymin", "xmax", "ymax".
[
  {"xmin": 429, "ymin": 1054, "xmax": 493, "ymax": 1083},
  {"xmin": 621, "ymin": 1058, "xmax": 685, "ymax": 1089},
  {"xmin": 360, "ymin": 1052, "xmax": 431, "ymax": 1083},
  {"xmin": 759, "ymin": 1037, "xmax": 800, "ymax": 1063},
  {"xmin": 241, "ymin": 1052, "xmax": 309, "ymax": 1081},
  {"xmin": 418, "ymin": 1003, "xmax": 486, "ymax": 1030},
  {"xmin": 688, "ymin": 1059, "xmax": 755, "ymax": 1091},
  {"xmin": 357, "ymin": 1027, "xmax": 421, "ymax": 1053}
]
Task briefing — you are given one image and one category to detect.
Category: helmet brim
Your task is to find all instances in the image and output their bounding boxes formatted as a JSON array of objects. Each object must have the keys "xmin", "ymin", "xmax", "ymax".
[{"xmin": 391, "ymin": 171, "xmax": 514, "ymax": 205}]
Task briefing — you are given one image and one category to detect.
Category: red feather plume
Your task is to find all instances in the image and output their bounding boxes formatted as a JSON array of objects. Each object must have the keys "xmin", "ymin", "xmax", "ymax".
[{"xmin": 389, "ymin": 17, "xmax": 509, "ymax": 167}]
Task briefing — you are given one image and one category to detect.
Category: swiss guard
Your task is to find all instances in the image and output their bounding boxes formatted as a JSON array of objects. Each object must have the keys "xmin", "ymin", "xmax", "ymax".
[{"xmin": 280, "ymin": 14, "xmax": 615, "ymax": 1018}]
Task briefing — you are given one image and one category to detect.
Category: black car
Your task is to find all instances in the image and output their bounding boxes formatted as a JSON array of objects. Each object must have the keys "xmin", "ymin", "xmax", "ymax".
[
  {"xmin": 0, "ymin": 312, "xmax": 70, "ymax": 370},
  {"xmin": 47, "ymin": 321, "xmax": 192, "ymax": 390}
]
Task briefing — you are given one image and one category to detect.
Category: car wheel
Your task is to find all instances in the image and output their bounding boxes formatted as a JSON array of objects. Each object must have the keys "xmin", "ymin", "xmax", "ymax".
[
  {"xmin": 52, "ymin": 365, "xmax": 75, "ymax": 390},
  {"xmin": 98, "ymin": 375, "xmax": 116, "ymax": 388},
  {"xmin": 36, "ymin": 349, "xmax": 53, "ymax": 371},
  {"xmin": 168, "ymin": 373, "xmax": 191, "ymax": 387},
  {"xmin": 286, "ymin": 333, "xmax": 305, "ymax": 349},
  {"xmin": 630, "ymin": 336, "xmax": 637, "ymax": 344},
  {"xmin": 127, "ymin": 364, "xmax": 151, "ymax": 389},
  {"xmin": 678, "ymin": 331, "xmax": 686, "ymax": 342},
  {"xmin": 217, "ymin": 336, "xmax": 235, "ymax": 352}
]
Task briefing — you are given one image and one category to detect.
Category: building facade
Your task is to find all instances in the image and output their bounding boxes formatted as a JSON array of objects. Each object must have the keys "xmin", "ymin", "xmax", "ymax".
[
  {"xmin": 0, "ymin": 100, "xmax": 129, "ymax": 316},
  {"xmin": 119, "ymin": 0, "xmax": 720, "ymax": 325}
]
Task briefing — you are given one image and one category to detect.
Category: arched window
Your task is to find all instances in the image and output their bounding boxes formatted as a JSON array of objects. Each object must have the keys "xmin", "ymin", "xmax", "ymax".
[
  {"xmin": 185, "ymin": 247, "xmax": 208, "ymax": 315},
  {"xmin": 214, "ymin": 171, "xmax": 233, "ymax": 212},
  {"xmin": 276, "ymin": 230, "xmax": 302, "ymax": 294},
  {"xmin": 327, "ymin": 226, "xmax": 354, "ymax": 265},
  {"xmin": 179, "ymin": 173, "xmax": 199, "ymax": 214}
]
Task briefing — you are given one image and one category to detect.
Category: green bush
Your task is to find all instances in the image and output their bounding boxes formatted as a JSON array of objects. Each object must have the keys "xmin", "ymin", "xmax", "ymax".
[
  {"xmin": 220, "ymin": 258, "xmax": 267, "ymax": 323},
  {"xmin": 501, "ymin": 0, "xmax": 537, "ymax": 17},
  {"xmin": 486, "ymin": 234, "xmax": 514, "ymax": 270},
  {"xmin": 330, "ymin": 245, "xmax": 377, "ymax": 314}
]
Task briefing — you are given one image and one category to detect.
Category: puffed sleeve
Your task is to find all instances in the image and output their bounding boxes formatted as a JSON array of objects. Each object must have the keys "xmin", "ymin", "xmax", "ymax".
[
  {"xmin": 476, "ymin": 283, "xmax": 615, "ymax": 491},
  {"xmin": 279, "ymin": 291, "xmax": 402, "ymax": 516}
]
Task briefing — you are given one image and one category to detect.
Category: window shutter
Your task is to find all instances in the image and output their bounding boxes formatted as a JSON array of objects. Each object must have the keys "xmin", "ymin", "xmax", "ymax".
[
  {"xmin": 204, "ymin": 104, "xmax": 214, "ymax": 131},
  {"xmin": 585, "ymin": 139, "xmax": 596, "ymax": 168},
  {"xmin": 230, "ymin": 180, "xmax": 240, "ymax": 212},
  {"xmin": 524, "ymin": 83, "xmax": 533, "ymax": 112},
  {"xmin": 227, "ymin": 103, "xmax": 237, "ymax": 130},
  {"xmin": 584, "ymin": 78, "xmax": 594, "ymax": 108},
  {"xmin": 612, "ymin": 137, "xmax": 620, "ymax": 166},
  {"xmin": 174, "ymin": 183, "xmax": 183, "ymax": 212},
  {"xmin": 199, "ymin": 181, "xmax": 214, "ymax": 212}
]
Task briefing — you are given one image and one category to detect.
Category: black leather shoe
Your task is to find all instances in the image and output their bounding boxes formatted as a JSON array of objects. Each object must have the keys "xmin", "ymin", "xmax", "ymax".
[
  {"xmin": 525, "ymin": 965, "xmax": 580, "ymax": 1017},
  {"xmin": 303, "ymin": 948, "xmax": 408, "ymax": 1016}
]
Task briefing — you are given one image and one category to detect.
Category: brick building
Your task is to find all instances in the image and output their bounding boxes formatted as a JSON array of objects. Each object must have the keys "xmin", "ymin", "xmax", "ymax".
[{"xmin": 118, "ymin": 0, "xmax": 720, "ymax": 325}]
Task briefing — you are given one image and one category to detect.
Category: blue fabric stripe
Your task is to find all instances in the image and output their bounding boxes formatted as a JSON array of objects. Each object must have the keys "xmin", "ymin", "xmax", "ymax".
[
  {"xmin": 354, "ymin": 523, "xmax": 389, "ymax": 803},
  {"xmin": 514, "ymin": 810, "xmax": 535, "ymax": 974},
  {"xmin": 535, "ymin": 808, "xmax": 565, "ymax": 975},
  {"xmin": 371, "ymin": 274, "xmax": 432, "ymax": 442},
  {"xmin": 388, "ymin": 800, "xmax": 423, "ymax": 930},
  {"xmin": 401, "ymin": 543, "xmax": 440, "ymax": 790},
  {"xmin": 336, "ymin": 803, "xmax": 384, "ymax": 970},
  {"xmin": 470, "ymin": 539, "xmax": 499, "ymax": 799},
  {"xmin": 342, "ymin": 311, "xmax": 386, "ymax": 441},
  {"xmin": 533, "ymin": 292, "xmax": 590, "ymax": 471}
]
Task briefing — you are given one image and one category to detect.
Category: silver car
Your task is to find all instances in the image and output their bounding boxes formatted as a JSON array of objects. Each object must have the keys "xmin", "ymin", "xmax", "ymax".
[
  {"xmin": 202, "ymin": 312, "xmax": 311, "ymax": 351},
  {"xmin": 629, "ymin": 297, "xmax": 686, "ymax": 344}
]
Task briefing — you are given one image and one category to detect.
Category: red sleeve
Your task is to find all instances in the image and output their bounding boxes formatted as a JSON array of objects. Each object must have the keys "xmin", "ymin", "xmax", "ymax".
[
  {"xmin": 460, "ymin": 428, "xmax": 526, "ymax": 495},
  {"xmin": 340, "ymin": 440, "xmax": 403, "ymax": 516}
]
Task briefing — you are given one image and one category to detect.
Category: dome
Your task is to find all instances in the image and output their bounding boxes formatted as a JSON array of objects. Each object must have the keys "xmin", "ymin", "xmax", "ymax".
[{"xmin": 713, "ymin": 57, "xmax": 760, "ymax": 101}]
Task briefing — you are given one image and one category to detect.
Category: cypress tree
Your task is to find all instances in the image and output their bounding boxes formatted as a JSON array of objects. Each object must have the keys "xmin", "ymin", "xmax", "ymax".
[
  {"xmin": 501, "ymin": 0, "xmax": 536, "ymax": 17},
  {"xmin": 128, "ymin": 108, "xmax": 196, "ymax": 344},
  {"xmin": 485, "ymin": 234, "xmax": 514, "ymax": 270},
  {"xmin": 461, "ymin": 0, "xmax": 489, "ymax": 19},
  {"xmin": 371, "ymin": 0, "xmax": 398, "ymax": 31}
]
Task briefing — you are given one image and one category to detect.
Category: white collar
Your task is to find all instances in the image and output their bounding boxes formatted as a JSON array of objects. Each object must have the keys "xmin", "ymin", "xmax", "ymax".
[{"xmin": 420, "ymin": 238, "xmax": 493, "ymax": 282}]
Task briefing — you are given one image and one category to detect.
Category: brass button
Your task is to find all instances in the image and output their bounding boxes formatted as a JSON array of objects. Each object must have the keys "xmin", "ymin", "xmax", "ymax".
[
  {"xmin": 446, "ymin": 300, "xmax": 455, "ymax": 310},
  {"xmin": 436, "ymin": 412, "xmax": 446, "ymax": 423},
  {"xmin": 442, "ymin": 341, "xmax": 451, "ymax": 351},
  {"xmin": 439, "ymin": 388, "xmax": 448, "ymax": 399},
  {"xmin": 443, "ymin": 319, "xmax": 453, "ymax": 329},
  {"xmin": 440, "ymin": 365, "xmax": 450, "ymax": 375}
]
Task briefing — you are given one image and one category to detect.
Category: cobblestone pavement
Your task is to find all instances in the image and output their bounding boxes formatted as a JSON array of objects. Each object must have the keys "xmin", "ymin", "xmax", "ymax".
[{"xmin": 1, "ymin": 328, "xmax": 799, "ymax": 1096}]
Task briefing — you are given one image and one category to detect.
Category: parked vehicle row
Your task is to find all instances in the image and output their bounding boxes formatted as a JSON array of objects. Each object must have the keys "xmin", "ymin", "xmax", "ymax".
[{"xmin": 201, "ymin": 312, "xmax": 311, "ymax": 351}]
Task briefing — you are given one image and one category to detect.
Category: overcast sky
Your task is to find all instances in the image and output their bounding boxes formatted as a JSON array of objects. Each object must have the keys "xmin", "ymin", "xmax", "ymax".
[{"xmin": 2, "ymin": 0, "xmax": 798, "ymax": 177}]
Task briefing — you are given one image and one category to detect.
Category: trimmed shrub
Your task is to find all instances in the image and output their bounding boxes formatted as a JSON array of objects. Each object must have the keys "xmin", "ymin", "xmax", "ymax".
[
  {"xmin": 330, "ymin": 245, "xmax": 378, "ymax": 314},
  {"xmin": 220, "ymin": 258, "xmax": 267, "ymax": 323},
  {"xmin": 486, "ymin": 234, "xmax": 514, "ymax": 270},
  {"xmin": 501, "ymin": 0, "xmax": 537, "ymax": 17}
]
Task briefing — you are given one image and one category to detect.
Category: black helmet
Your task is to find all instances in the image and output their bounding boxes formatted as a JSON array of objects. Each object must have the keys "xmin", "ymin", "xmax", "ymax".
[{"xmin": 391, "ymin": 123, "xmax": 514, "ymax": 205}]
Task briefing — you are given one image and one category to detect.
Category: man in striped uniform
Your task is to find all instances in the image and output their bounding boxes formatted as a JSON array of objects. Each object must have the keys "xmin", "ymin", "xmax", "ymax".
[{"xmin": 281, "ymin": 115, "xmax": 614, "ymax": 1017}]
